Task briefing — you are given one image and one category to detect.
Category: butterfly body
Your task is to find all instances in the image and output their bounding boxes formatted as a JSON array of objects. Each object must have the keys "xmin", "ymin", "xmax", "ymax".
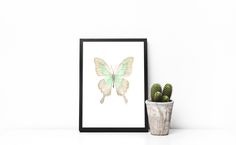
[
  {"xmin": 94, "ymin": 57, "xmax": 134, "ymax": 104},
  {"xmin": 112, "ymin": 74, "xmax": 115, "ymax": 88}
]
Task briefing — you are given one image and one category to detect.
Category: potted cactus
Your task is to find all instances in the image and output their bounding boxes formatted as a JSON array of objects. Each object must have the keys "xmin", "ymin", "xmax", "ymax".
[{"xmin": 145, "ymin": 83, "xmax": 174, "ymax": 135}]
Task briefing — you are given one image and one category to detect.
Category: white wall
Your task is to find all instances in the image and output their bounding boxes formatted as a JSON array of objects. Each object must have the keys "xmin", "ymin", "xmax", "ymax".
[{"xmin": 0, "ymin": 0, "xmax": 236, "ymax": 129}]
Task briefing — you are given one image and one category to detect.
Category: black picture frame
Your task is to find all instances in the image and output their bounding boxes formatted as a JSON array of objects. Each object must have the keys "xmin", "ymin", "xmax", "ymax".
[{"xmin": 79, "ymin": 38, "xmax": 148, "ymax": 132}]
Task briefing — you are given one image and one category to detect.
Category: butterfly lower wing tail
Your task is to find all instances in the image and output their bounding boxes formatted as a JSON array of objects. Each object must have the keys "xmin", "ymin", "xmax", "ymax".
[
  {"xmin": 100, "ymin": 95, "xmax": 106, "ymax": 104},
  {"xmin": 98, "ymin": 78, "xmax": 112, "ymax": 104},
  {"xmin": 115, "ymin": 78, "xmax": 129, "ymax": 103},
  {"xmin": 123, "ymin": 95, "xmax": 128, "ymax": 104}
]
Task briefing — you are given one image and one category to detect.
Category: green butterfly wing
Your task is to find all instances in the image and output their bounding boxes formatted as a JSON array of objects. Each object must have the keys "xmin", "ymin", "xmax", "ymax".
[
  {"xmin": 94, "ymin": 57, "xmax": 112, "ymax": 76},
  {"xmin": 94, "ymin": 58, "xmax": 113, "ymax": 103},
  {"xmin": 115, "ymin": 57, "xmax": 134, "ymax": 98},
  {"xmin": 115, "ymin": 57, "xmax": 134, "ymax": 77}
]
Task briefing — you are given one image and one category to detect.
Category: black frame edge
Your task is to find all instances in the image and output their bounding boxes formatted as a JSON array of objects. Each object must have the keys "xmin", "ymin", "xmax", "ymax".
[{"xmin": 79, "ymin": 39, "xmax": 83, "ymax": 132}]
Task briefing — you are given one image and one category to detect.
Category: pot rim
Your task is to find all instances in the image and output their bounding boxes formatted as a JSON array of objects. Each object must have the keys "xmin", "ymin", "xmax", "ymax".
[{"xmin": 145, "ymin": 100, "xmax": 174, "ymax": 105}]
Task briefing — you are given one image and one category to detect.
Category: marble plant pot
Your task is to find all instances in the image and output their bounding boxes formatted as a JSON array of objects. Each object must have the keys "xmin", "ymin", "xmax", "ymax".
[{"xmin": 145, "ymin": 100, "xmax": 174, "ymax": 135}]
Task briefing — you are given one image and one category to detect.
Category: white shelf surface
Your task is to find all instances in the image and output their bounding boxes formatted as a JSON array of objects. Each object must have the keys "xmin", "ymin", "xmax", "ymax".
[{"xmin": 0, "ymin": 129, "xmax": 235, "ymax": 145}]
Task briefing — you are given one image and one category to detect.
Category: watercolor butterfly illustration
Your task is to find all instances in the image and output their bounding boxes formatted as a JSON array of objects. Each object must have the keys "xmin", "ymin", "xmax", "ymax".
[{"xmin": 94, "ymin": 57, "xmax": 134, "ymax": 104}]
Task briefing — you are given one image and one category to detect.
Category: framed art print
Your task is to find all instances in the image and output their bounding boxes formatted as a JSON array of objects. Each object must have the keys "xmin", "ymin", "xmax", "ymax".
[{"xmin": 79, "ymin": 38, "xmax": 148, "ymax": 132}]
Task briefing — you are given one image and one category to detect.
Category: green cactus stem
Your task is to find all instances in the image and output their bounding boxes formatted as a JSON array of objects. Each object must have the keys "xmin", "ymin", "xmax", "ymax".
[
  {"xmin": 162, "ymin": 83, "xmax": 172, "ymax": 99},
  {"xmin": 152, "ymin": 91, "xmax": 162, "ymax": 102},
  {"xmin": 162, "ymin": 95, "xmax": 170, "ymax": 102},
  {"xmin": 151, "ymin": 83, "xmax": 162, "ymax": 99}
]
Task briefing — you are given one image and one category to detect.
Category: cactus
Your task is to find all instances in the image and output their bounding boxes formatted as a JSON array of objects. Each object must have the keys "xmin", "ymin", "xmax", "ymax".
[
  {"xmin": 151, "ymin": 83, "xmax": 162, "ymax": 99},
  {"xmin": 152, "ymin": 91, "xmax": 162, "ymax": 102},
  {"xmin": 162, "ymin": 83, "xmax": 172, "ymax": 99},
  {"xmin": 162, "ymin": 95, "xmax": 170, "ymax": 102},
  {"xmin": 150, "ymin": 83, "xmax": 173, "ymax": 102}
]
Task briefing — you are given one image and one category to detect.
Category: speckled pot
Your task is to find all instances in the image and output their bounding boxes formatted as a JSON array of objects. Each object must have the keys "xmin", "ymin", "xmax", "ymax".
[{"xmin": 145, "ymin": 100, "xmax": 174, "ymax": 135}]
